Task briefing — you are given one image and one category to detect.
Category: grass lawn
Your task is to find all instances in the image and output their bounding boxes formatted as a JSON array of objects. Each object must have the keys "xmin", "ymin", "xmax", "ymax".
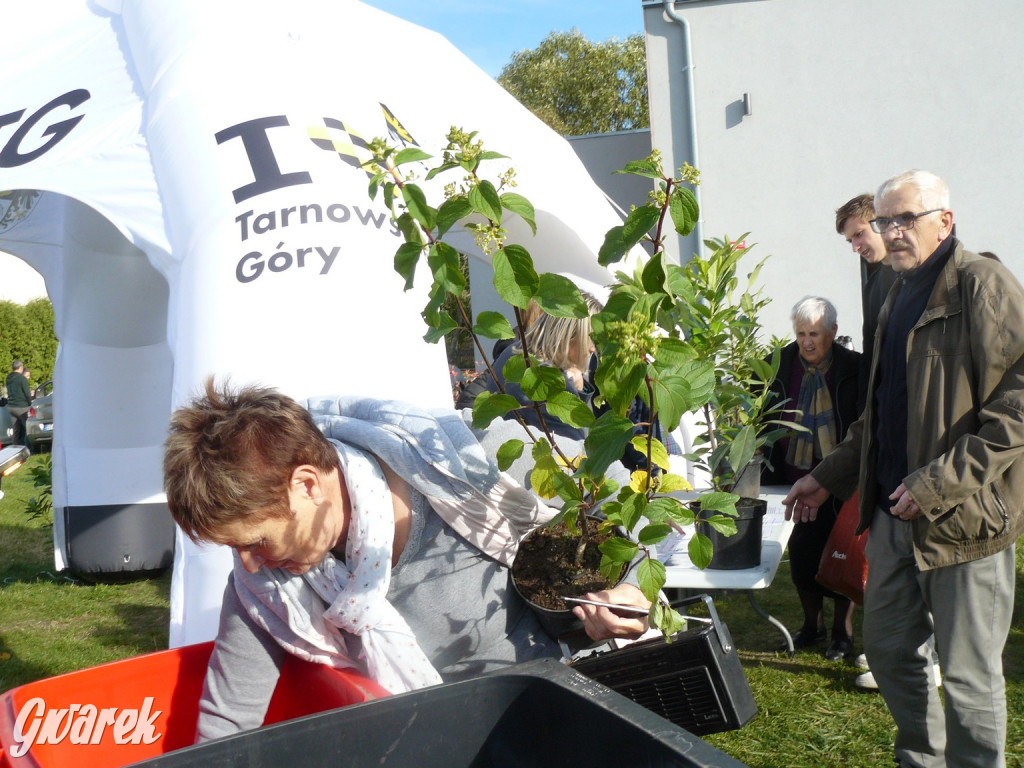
[
  {"xmin": 1, "ymin": 453, "xmax": 1021, "ymax": 767},
  {"xmin": 0, "ymin": 454, "xmax": 169, "ymax": 693}
]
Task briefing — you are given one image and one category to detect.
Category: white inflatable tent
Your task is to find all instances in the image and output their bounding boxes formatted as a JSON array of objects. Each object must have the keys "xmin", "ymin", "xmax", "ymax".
[{"xmin": 1, "ymin": 0, "xmax": 628, "ymax": 644}]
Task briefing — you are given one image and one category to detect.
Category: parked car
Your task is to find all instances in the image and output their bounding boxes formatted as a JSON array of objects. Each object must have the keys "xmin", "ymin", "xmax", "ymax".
[
  {"xmin": 0, "ymin": 404, "xmax": 12, "ymax": 447},
  {"xmin": 26, "ymin": 379, "xmax": 53, "ymax": 451}
]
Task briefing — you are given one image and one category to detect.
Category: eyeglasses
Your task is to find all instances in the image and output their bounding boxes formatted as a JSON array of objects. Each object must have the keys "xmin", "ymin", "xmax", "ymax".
[{"xmin": 869, "ymin": 209, "xmax": 944, "ymax": 234}]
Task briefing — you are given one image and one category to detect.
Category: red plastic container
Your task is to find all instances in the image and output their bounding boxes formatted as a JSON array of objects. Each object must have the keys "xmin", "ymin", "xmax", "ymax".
[{"xmin": 0, "ymin": 642, "xmax": 389, "ymax": 768}]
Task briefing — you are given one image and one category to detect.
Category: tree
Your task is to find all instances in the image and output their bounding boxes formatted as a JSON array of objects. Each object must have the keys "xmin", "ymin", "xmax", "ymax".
[{"xmin": 497, "ymin": 30, "xmax": 648, "ymax": 137}]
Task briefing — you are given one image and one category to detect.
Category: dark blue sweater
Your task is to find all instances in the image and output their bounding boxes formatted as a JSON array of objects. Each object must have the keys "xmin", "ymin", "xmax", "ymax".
[{"xmin": 875, "ymin": 236, "xmax": 954, "ymax": 500}]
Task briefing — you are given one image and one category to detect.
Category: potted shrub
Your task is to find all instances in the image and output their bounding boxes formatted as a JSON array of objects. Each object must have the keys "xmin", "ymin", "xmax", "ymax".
[
  {"xmin": 364, "ymin": 130, "xmax": 779, "ymax": 636},
  {"xmin": 666, "ymin": 236, "xmax": 793, "ymax": 568}
]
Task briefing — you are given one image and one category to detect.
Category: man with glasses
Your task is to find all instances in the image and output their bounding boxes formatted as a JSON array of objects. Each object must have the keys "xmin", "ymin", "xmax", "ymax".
[
  {"xmin": 788, "ymin": 170, "xmax": 1021, "ymax": 767},
  {"xmin": 834, "ymin": 194, "xmax": 943, "ymax": 694}
]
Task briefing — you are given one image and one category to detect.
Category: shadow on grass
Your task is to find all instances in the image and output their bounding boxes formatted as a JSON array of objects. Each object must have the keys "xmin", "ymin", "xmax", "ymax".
[
  {"xmin": 0, "ymin": 521, "xmax": 54, "ymax": 585},
  {"xmin": 87, "ymin": 599, "xmax": 171, "ymax": 654},
  {"xmin": 0, "ymin": 639, "xmax": 58, "ymax": 693}
]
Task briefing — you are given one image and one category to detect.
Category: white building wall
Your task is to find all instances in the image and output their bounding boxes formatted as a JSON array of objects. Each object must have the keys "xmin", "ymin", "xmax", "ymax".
[{"xmin": 644, "ymin": 0, "xmax": 1024, "ymax": 345}]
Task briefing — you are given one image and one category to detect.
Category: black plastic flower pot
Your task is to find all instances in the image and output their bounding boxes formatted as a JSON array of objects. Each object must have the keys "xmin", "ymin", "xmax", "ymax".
[{"xmin": 692, "ymin": 497, "xmax": 766, "ymax": 570}]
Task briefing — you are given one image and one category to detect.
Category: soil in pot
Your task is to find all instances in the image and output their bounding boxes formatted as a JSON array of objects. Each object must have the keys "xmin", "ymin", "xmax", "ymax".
[{"xmin": 511, "ymin": 519, "xmax": 621, "ymax": 612}]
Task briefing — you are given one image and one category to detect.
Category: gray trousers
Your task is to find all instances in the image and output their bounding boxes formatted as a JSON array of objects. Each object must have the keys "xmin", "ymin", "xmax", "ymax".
[{"xmin": 863, "ymin": 506, "xmax": 1015, "ymax": 768}]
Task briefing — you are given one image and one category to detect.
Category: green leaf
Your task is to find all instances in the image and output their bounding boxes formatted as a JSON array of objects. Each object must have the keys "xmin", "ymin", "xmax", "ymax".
[
  {"xmin": 496, "ymin": 439, "xmax": 525, "ymax": 471},
  {"xmin": 631, "ymin": 436, "xmax": 670, "ymax": 471},
  {"xmin": 644, "ymin": 496, "xmax": 682, "ymax": 523},
  {"xmin": 492, "ymin": 245, "xmax": 539, "ymax": 308},
  {"xmin": 637, "ymin": 557, "xmax": 667, "ymax": 603},
  {"xmin": 580, "ymin": 412, "xmax": 636, "ymax": 478},
  {"xmin": 473, "ymin": 311, "xmax": 515, "ymax": 340},
  {"xmin": 424, "ymin": 161, "xmax": 460, "ymax": 181},
  {"xmin": 521, "ymin": 364, "xmax": 566, "ymax": 401},
  {"xmin": 548, "ymin": 470, "xmax": 582, "ymax": 502},
  {"xmin": 500, "ymin": 192, "xmax": 537, "ymax": 235},
  {"xmin": 699, "ymin": 512, "xmax": 738, "ymax": 537},
  {"xmin": 383, "ymin": 181, "xmax": 397, "ymax": 212},
  {"xmin": 502, "ymin": 352, "xmax": 528, "ymax": 383},
  {"xmin": 594, "ymin": 358, "xmax": 646, "ymax": 415},
  {"xmin": 621, "ymin": 205, "xmax": 661, "ymax": 248},
  {"xmin": 393, "ymin": 147, "xmax": 433, "ymax": 166},
  {"xmin": 620, "ymin": 489, "xmax": 648, "ymax": 531},
  {"xmin": 367, "ymin": 171, "xmax": 385, "ymax": 201},
  {"xmin": 688, "ymin": 531, "xmax": 714, "ymax": 570},
  {"xmin": 697, "ymin": 491, "xmax": 740, "ymax": 516},
  {"xmin": 651, "ymin": 337, "xmax": 694, "ymax": 366},
  {"xmin": 422, "ymin": 309, "xmax": 458, "ymax": 343},
  {"xmin": 427, "ymin": 241, "xmax": 466, "ymax": 295},
  {"xmin": 471, "ymin": 391, "xmax": 520, "ymax": 428},
  {"xmin": 668, "ymin": 186, "xmax": 699, "ymax": 237},
  {"xmin": 401, "ymin": 183, "xmax": 435, "ymax": 231},
  {"xmin": 746, "ymin": 355, "xmax": 776, "ymax": 383},
  {"xmin": 599, "ymin": 535, "xmax": 638, "ymax": 563},
  {"xmin": 647, "ymin": 373, "xmax": 693, "ymax": 434},
  {"xmin": 638, "ymin": 522, "xmax": 672, "ymax": 547},
  {"xmin": 469, "ymin": 179, "xmax": 502, "ymax": 223},
  {"xmin": 546, "ymin": 390, "xmax": 595, "ymax": 428},
  {"xmin": 726, "ymin": 426, "xmax": 758, "ymax": 483},
  {"xmin": 641, "ymin": 252, "xmax": 668, "ymax": 295},
  {"xmin": 530, "ymin": 465, "xmax": 560, "ymax": 499},
  {"xmin": 652, "ymin": 603, "xmax": 687, "ymax": 636},
  {"xmin": 436, "ymin": 197, "xmax": 474, "ymax": 237},
  {"xmin": 394, "ymin": 211, "xmax": 423, "ymax": 243},
  {"xmin": 529, "ymin": 440, "xmax": 564, "ymax": 499},
  {"xmin": 535, "ymin": 273, "xmax": 588, "ymax": 318},
  {"xmin": 616, "ymin": 159, "xmax": 663, "ymax": 180},
  {"xmin": 598, "ymin": 225, "xmax": 628, "ymax": 266},
  {"xmin": 393, "ymin": 242, "xmax": 423, "ymax": 291},
  {"xmin": 599, "ymin": 500, "xmax": 624, "ymax": 528},
  {"xmin": 600, "ymin": 555, "xmax": 627, "ymax": 583},
  {"xmin": 592, "ymin": 476, "xmax": 620, "ymax": 503}
]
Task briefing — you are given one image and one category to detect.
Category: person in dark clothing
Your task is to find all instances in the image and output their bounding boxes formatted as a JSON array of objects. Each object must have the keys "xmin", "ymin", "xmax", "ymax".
[
  {"xmin": 787, "ymin": 171, "xmax": 1021, "ymax": 767},
  {"xmin": 5, "ymin": 360, "xmax": 32, "ymax": 446},
  {"xmin": 836, "ymin": 193, "xmax": 942, "ymax": 691},
  {"xmin": 835, "ymin": 194, "xmax": 898, "ymax": 410},
  {"xmin": 763, "ymin": 297, "xmax": 861, "ymax": 660}
]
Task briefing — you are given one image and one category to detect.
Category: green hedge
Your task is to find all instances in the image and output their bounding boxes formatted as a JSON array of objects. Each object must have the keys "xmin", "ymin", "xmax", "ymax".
[{"xmin": 0, "ymin": 298, "xmax": 57, "ymax": 390}]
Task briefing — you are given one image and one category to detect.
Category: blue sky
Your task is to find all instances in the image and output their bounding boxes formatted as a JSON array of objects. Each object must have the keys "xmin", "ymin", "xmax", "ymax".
[{"xmin": 360, "ymin": 0, "xmax": 647, "ymax": 77}]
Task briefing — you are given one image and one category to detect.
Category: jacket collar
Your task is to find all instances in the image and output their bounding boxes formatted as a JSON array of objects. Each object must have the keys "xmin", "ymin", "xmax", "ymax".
[{"xmin": 918, "ymin": 237, "xmax": 964, "ymax": 324}]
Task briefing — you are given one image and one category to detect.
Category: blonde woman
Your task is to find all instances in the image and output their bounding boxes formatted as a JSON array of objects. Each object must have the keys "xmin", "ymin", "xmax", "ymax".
[{"xmin": 459, "ymin": 306, "xmax": 596, "ymax": 440}]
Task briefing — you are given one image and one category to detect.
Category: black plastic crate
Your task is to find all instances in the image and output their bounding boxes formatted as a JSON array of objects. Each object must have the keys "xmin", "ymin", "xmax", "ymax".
[{"xmin": 570, "ymin": 594, "xmax": 757, "ymax": 735}]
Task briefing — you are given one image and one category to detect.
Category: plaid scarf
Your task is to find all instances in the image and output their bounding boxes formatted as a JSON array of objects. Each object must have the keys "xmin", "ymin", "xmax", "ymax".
[{"xmin": 786, "ymin": 351, "xmax": 837, "ymax": 470}]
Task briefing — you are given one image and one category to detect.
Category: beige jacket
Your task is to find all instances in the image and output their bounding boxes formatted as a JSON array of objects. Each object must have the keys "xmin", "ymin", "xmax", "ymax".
[{"xmin": 813, "ymin": 240, "xmax": 1024, "ymax": 570}]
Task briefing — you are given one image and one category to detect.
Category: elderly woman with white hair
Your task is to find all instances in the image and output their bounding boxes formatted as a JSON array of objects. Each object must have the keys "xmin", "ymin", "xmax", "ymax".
[{"xmin": 763, "ymin": 296, "xmax": 863, "ymax": 661}]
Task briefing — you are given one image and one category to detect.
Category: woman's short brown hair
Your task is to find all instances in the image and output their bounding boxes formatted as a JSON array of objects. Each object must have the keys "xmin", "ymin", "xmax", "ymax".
[{"xmin": 163, "ymin": 378, "xmax": 339, "ymax": 542}]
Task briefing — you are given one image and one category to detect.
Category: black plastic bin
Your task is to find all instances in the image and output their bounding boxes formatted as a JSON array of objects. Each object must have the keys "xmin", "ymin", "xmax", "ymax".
[{"xmin": 134, "ymin": 659, "xmax": 749, "ymax": 768}]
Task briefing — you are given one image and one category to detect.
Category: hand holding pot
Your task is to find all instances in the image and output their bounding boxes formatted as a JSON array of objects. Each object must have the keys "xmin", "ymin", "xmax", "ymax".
[{"xmin": 572, "ymin": 584, "xmax": 651, "ymax": 642}]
